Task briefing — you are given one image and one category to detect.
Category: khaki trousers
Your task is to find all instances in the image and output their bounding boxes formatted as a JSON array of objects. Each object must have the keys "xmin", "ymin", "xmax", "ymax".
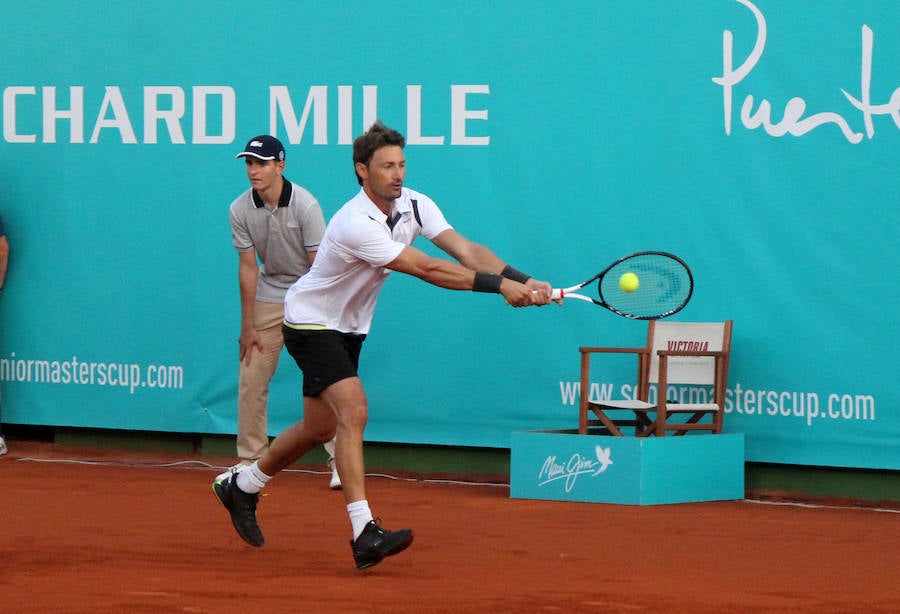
[{"xmin": 236, "ymin": 301, "xmax": 285, "ymax": 462}]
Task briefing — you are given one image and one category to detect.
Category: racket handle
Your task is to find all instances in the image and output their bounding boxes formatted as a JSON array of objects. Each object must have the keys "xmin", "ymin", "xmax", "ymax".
[{"xmin": 551, "ymin": 289, "xmax": 563, "ymax": 300}]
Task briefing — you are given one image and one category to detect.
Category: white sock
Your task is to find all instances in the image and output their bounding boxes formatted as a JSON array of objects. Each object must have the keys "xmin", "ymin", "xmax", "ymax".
[
  {"xmin": 347, "ymin": 499, "xmax": 373, "ymax": 541},
  {"xmin": 235, "ymin": 461, "xmax": 272, "ymax": 494}
]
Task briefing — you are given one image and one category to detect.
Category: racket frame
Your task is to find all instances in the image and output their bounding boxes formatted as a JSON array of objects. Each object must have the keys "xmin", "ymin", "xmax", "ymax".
[{"xmin": 552, "ymin": 251, "xmax": 693, "ymax": 319}]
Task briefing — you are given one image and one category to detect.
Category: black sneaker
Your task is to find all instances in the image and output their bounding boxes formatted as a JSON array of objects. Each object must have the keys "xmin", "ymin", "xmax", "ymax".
[
  {"xmin": 350, "ymin": 519, "xmax": 414, "ymax": 569},
  {"xmin": 212, "ymin": 472, "xmax": 265, "ymax": 547}
]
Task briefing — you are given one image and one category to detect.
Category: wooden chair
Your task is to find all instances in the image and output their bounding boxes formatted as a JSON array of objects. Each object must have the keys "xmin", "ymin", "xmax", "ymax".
[{"xmin": 578, "ymin": 320, "xmax": 733, "ymax": 437}]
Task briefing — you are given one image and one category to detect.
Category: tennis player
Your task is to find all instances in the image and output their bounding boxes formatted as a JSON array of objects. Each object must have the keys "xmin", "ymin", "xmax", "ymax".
[{"xmin": 213, "ymin": 121, "xmax": 553, "ymax": 569}]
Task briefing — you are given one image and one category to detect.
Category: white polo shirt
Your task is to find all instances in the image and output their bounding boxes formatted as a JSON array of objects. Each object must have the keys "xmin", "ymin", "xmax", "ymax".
[{"xmin": 284, "ymin": 187, "xmax": 452, "ymax": 334}]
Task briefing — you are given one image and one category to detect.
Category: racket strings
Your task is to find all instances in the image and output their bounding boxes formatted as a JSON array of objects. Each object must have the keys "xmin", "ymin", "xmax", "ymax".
[{"xmin": 598, "ymin": 254, "xmax": 692, "ymax": 319}]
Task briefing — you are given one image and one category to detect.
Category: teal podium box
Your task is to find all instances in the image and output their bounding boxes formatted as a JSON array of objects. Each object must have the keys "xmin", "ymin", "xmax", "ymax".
[{"xmin": 510, "ymin": 430, "xmax": 745, "ymax": 505}]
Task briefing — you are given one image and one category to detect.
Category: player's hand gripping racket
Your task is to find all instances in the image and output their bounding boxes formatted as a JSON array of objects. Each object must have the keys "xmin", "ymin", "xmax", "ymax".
[{"xmin": 552, "ymin": 251, "xmax": 693, "ymax": 319}]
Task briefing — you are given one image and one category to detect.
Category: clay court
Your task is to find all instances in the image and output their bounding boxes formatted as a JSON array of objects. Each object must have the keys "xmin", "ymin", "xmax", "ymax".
[{"xmin": 2, "ymin": 441, "xmax": 897, "ymax": 614}]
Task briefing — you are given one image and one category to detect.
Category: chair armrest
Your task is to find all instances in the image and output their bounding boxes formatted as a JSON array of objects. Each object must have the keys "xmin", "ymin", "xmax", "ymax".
[{"xmin": 580, "ymin": 347, "xmax": 649, "ymax": 355}]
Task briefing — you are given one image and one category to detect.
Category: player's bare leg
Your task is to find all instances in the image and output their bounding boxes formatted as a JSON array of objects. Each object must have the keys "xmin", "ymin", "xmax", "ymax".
[
  {"xmin": 320, "ymin": 377, "xmax": 368, "ymax": 504},
  {"xmin": 259, "ymin": 396, "xmax": 336, "ymax": 476},
  {"xmin": 320, "ymin": 376, "xmax": 414, "ymax": 569},
  {"xmin": 214, "ymin": 396, "xmax": 334, "ymax": 548}
]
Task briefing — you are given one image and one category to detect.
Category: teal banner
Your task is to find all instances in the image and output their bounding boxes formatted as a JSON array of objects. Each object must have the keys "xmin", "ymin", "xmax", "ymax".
[{"xmin": 1, "ymin": 1, "xmax": 896, "ymax": 469}]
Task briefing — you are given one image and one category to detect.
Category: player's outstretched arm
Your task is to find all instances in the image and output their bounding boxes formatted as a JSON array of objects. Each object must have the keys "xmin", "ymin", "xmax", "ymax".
[
  {"xmin": 386, "ymin": 245, "xmax": 537, "ymax": 306},
  {"xmin": 386, "ymin": 245, "xmax": 480, "ymax": 290},
  {"xmin": 431, "ymin": 229, "xmax": 552, "ymax": 305},
  {"xmin": 431, "ymin": 229, "xmax": 503, "ymax": 272}
]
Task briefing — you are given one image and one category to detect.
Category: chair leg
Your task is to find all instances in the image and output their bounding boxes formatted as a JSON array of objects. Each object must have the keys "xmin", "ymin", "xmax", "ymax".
[
  {"xmin": 590, "ymin": 405, "xmax": 624, "ymax": 437},
  {"xmin": 633, "ymin": 412, "xmax": 654, "ymax": 437},
  {"xmin": 579, "ymin": 351, "xmax": 591, "ymax": 434}
]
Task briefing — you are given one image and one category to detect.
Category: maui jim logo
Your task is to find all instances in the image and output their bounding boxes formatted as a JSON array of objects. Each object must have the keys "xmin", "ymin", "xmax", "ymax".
[{"xmin": 537, "ymin": 446, "xmax": 613, "ymax": 492}]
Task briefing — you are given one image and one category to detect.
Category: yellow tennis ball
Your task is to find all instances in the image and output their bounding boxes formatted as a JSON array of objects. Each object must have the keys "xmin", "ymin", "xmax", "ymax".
[{"xmin": 619, "ymin": 272, "xmax": 639, "ymax": 293}]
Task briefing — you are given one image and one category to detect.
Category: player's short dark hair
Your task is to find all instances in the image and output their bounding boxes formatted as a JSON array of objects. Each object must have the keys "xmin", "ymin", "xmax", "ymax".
[{"xmin": 353, "ymin": 121, "xmax": 405, "ymax": 185}]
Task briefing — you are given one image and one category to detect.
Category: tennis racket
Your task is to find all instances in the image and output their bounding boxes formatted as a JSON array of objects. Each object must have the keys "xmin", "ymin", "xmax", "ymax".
[{"xmin": 552, "ymin": 251, "xmax": 693, "ymax": 319}]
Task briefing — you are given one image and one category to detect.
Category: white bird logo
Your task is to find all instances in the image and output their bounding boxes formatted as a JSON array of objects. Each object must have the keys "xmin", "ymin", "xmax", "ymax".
[{"xmin": 594, "ymin": 446, "xmax": 613, "ymax": 474}]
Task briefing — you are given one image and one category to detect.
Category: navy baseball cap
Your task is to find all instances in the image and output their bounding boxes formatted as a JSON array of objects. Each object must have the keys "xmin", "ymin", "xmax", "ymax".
[{"xmin": 236, "ymin": 135, "xmax": 285, "ymax": 161}]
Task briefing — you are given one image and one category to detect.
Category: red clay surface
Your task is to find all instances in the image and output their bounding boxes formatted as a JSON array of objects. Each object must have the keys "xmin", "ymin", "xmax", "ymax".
[{"xmin": 1, "ymin": 440, "xmax": 898, "ymax": 613}]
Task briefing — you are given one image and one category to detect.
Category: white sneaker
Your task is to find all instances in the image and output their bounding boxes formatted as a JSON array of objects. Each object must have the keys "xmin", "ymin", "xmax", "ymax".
[
  {"xmin": 328, "ymin": 457, "xmax": 342, "ymax": 490},
  {"xmin": 0, "ymin": 436, "xmax": 6, "ymax": 456}
]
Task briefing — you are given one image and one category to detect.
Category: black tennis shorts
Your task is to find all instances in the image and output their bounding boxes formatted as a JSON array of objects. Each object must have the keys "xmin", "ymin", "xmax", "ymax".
[{"xmin": 282, "ymin": 326, "xmax": 366, "ymax": 397}]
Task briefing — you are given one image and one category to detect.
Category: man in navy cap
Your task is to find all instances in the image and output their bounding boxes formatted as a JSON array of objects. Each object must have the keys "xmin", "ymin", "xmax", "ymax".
[{"xmin": 220, "ymin": 135, "xmax": 340, "ymax": 488}]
